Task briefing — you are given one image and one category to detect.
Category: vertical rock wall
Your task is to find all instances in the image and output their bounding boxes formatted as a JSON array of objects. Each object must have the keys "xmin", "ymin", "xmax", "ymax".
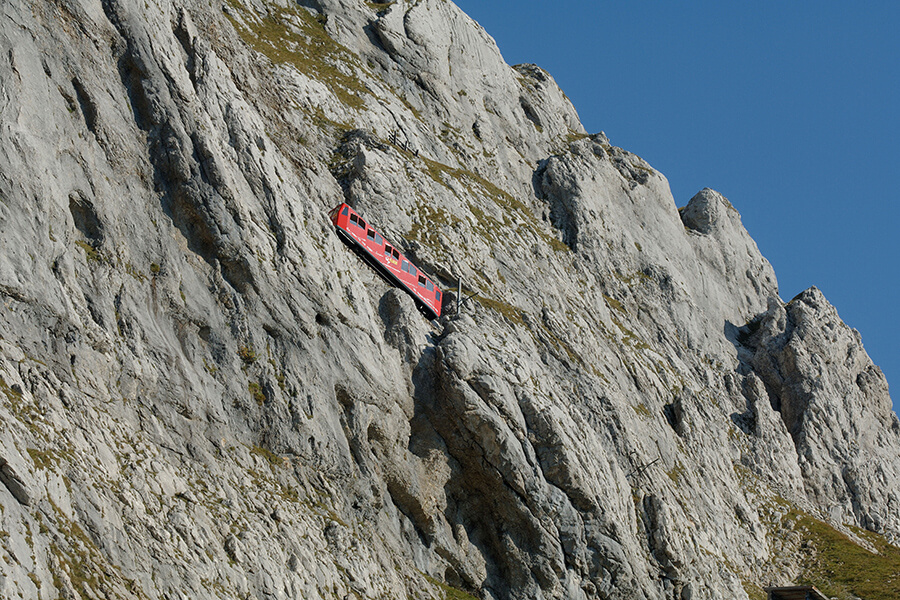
[{"xmin": 0, "ymin": 0, "xmax": 897, "ymax": 599}]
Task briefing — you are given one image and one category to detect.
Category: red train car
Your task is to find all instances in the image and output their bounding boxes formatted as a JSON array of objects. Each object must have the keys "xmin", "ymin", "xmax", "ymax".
[{"xmin": 329, "ymin": 203, "xmax": 442, "ymax": 319}]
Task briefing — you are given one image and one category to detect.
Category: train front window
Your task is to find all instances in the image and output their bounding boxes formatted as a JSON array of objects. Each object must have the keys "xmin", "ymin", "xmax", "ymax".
[{"xmin": 341, "ymin": 206, "xmax": 349, "ymax": 216}]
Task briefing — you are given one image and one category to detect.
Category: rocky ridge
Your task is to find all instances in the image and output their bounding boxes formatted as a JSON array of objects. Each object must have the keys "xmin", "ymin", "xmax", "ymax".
[{"xmin": 0, "ymin": 0, "xmax": 898, "ymax": 599}]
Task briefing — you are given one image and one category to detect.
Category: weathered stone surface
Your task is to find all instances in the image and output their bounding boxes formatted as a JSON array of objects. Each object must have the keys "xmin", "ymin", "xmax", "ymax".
[
  {"xmin": 0, "ymin": 452, "xmax": 32, "ymax": 507},
  {"xmin": 743, "ymin": 287, "xmax": 900, "ymax": 540},
  {"xmin": 0, "ymin": 0, "xmax": 897, "ymax": 599}
]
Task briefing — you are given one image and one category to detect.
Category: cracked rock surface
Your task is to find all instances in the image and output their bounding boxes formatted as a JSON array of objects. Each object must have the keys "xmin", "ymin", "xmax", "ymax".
[{"xmin": 0, "ymin": 0, "xmax": 897, "ymax": 599}]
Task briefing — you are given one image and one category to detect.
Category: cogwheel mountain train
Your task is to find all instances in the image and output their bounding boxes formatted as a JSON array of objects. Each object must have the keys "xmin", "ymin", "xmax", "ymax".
[{"xmin": 329, "ymin": 203, "xmax": 442, "ymax": 319}]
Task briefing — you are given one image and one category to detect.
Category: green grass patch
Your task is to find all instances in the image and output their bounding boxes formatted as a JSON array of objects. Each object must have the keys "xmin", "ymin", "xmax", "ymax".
[
  {"xmin": 2, "ymin": 376, "xmax": 56, "ymax": 439},
  {"xmin": 250, "ymin": 445, "xmax": 284, "ymax": 470},
  {"xmin": 565, "ymin": 131, "xmax": 590, "ymax": 144},
  {"xmin": 790, "ymin": 510, "xmax": 900, "ymax": 599},
  {"xmin": 27, "ymin": 448, "xmax": 65, "ymax": 470},
  {"xmin": 741, "ymin": 581, "xmax": 767, "ymax": 600},
  {"xmin": 473, "ymin": 295, "xmax": 525, "ymax": 327},
  {"xmin": 414, "ymin": 156, "xmax": 569, "ymax": 254},
  {"xmin": 45, "ymin": 498, "xmax": 135, "ymax": 599},
  {"xmin": 365, "ymin": 1, "xmax": 395, "ymax": 11},
  {"xmin": 27, "ymin": 571, "xmax": 41, "ymax": 589},
  {"xmin": 603, "ymin": 294, "xmax": 626, "ymax": 313},
  {"xmin": 422, "ymin": 574, "xmax": 480, "ymax": 600},
  {"xmin": 0, "ymin": 375, "xmax": 22, "ymax": 404},
  {"xmin": 224, "ymin": 0, "xmax": 368, "ymax": 110},
  {"xmin": 406, "ymin": 202, "xmax": 459, "ymax": 250},
  {"xmin": 632, "ymin": 403, "xmax": 652, "ymax": 418},
  {"xmin": 248, "ymin": 381, "xmax": 266, "ymax": 405},
  {"xmin": 75, "ymin": 240, "xmax": 102, "ymax": 263}
]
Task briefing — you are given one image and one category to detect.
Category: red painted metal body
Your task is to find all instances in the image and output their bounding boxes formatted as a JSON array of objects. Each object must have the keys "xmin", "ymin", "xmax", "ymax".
[{"xmin": 329, "ymin": 203, "xmax": 442, "ymax": 319}]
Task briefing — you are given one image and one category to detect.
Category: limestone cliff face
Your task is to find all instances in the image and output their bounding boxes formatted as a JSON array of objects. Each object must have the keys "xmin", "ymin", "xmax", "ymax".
[{"xmin": 0, "ymin": 1, "xmax": 897, "ymax": 599}]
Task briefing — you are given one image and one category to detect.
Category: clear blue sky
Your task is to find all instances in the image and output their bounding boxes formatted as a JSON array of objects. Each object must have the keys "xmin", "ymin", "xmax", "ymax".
[{"xmin": 453, "ymin": 0, "xmax": 900, "ymax": 412}]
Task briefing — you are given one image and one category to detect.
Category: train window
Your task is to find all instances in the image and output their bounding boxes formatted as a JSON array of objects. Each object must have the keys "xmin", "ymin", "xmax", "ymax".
[
  {"xmin": 410, "ymin": 265, "xmax": 417, "ymax": 277},
  {"xmin": 385, "ymin": 244, "xmax": 393, "ymax": 254},
  {"xmin": 350, "ymin": 213, "xmax": 358, "ymax": 223},
  {"xmin": 426, "ymin": 280, "xmax": 433, "ymax": 291},
  {"xmin": 341, "ymin": 206, "xmax": 349, "ymax": 216},
  {"xmin": 375, "ymin": 233, "xmax": 383, "ymax": 245},
  {"xmin": 366, "ymin": 229, "xmax": 375, "ymax": 240},
  {"xmin": 358, "ymin": 218, "xmax": 367, "ymax": 229},
  {"xmin": 435, "ymin": 290, "xmax": 441, "ymax": 301},
  {"xmin": 418, "ymin": 275, "xmax": 426, "ymax": 287},
  {"xmin": 392, "ymin": 249, "xmax": 400, "ymax": 259}
]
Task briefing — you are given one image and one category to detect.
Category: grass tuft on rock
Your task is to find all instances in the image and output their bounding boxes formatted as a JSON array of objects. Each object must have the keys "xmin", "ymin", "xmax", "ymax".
[
  {"xmin": 238, "ymin": 344, "xmax": 258, "ymax": 364},
  {"xmin": 75, "ymin": 240, "xmax": 102, "ymax": 263},
  {"xmin": 422, "ymin": 574, "xmax": 480, "ymax": 600},
  {"xmin": 248, "ymin": 381, "xmax": 266, "ymax": 405}
]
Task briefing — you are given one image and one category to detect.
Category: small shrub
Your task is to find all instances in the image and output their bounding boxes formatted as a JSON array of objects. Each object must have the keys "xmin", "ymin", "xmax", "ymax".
[
  {"xmin": 248, "ymin": 382, "xmax": 266, "ymax": 406},
  {"xmin": 238, "ymin": 345, "xmax": 257, "ymax": 364}
]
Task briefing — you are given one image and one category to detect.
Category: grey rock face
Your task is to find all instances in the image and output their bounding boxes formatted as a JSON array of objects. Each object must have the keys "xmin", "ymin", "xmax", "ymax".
[
  {"xmin": 0, "ymin": 0, "xmax": 896, "ymax": 599},
  {"xmin": 743, "ymin": 287, "xmax": 900, "ymax": 539}
]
